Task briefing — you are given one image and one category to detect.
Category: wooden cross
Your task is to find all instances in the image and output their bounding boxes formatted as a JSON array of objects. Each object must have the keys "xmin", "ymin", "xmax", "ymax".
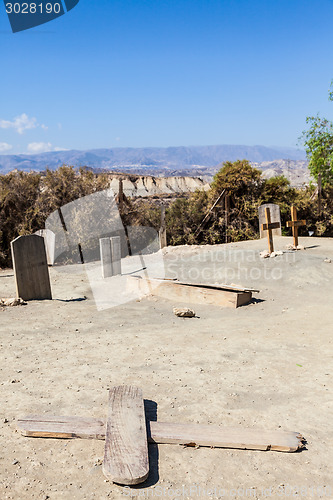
[
  {"xmin": 261, "ymin": 207, "xmax": 281, "ymax": 254},
  {"xmin": 286, "ymin": 206, "xmax": 306, "ymax": 248},
  {"xmin": 17, "ymin": 386, "xmax": 305, "ymax": 486}
]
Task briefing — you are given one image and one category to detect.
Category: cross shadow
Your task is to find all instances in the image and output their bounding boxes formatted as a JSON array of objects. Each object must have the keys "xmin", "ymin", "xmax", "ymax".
[
  {"xmin": 128, "ymin": 399, "xmax": 159, "ymax": 489},
  {"xmin": 304, "ymin": 245, "xmax": 320, "ymax": 249},
  {"xmin": 249, "ymin": 297, "xmax": 265, "ymax": 305},
  {"xmin": 0, "ymin": 274, "xmax": 14, "ymax": 278}
]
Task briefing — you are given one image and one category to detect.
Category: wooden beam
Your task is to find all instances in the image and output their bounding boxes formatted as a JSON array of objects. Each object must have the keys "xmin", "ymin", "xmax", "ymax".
[
  {"xmin": 103, "ymin": 386, "xmax": 149, "ymax": 485},
  {"xmin": 127, "ymin": 277, "xmax": 255, "ymax": 308},
  {"xmin": 263, "ymin": 207, "xmax": 274, "ymax": 253},
  {"xmin": 286, "ymin": 220, "xmax": 306, "ymax": 228},
  {"xmin": 17, "ymin": 415, "xmax": 305, "ymax": 453},
  {"xmin": 262, "ymin": 222, "xmax": 280, "ymax": 231}
]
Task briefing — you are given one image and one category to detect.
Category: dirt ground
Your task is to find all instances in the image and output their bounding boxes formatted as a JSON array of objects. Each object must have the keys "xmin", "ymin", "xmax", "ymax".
[{"xmin": 0, "ymin": 236, "xmax": 332, "ymax": 500}]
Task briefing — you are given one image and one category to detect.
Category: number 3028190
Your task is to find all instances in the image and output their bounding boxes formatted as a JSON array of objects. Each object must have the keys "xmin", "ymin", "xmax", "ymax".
[{"xmin": 5, "ymin": 3, "xmax": 62, "ymax": 14}]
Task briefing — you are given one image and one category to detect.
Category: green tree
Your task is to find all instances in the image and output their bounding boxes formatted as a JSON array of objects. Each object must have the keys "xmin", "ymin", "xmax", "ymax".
[{"xmin": 300, "ymin": 81, "xmax": 333, "ymax": 186}]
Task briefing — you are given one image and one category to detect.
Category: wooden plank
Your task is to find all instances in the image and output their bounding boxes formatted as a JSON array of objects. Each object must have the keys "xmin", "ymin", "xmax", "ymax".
[
  {"xmin": 18, "ymin": 415, "xmax": 105, "ymax": 440},
  {"xmin": 262, "ymin": 222, "xmax": 280, "ymax": 231},
  {"xmin": 103, "ymin": 386, "xmax": 149, "ymax": 485},
  {"xmin": 286, "ymin": 220, "xmax": 306, "ymax": 228},
  {"xmin": 291, "ymin": 205, "xmax": 299, "ymax": 248},
  {"xmin": 10, "ymin": 235, "xmax": 52, "ymax": 301},
  {"xmin": 173, "ymin": 280, "xmax": 260, "ymax": 294},
  {"xmin": 127, "ymin": 277, "xmax": 253, "ymax": 308},
  {"xmin": 265, "ymin": 207, "xmax": 274, "ymax": 254},
  {"xmin": 149, "ymin": 422, "xmax": 304, "ymax": 453},
  {"xmin": 17, "ymin": 415, "xmax": 305, "ymax": 453}
]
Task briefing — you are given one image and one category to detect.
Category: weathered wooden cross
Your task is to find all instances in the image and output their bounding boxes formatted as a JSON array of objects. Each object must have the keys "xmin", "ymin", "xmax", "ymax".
[
  {"xmin": 286, "ymin": 206, "xmax": 306, "ymax": 248},
  {"xmin": 261, "ymin": 207, "xmax": 281, "ymax": 253},
  {"xmin": 18, "ymin": 386, "xmax": 305, "ymax": 486}
]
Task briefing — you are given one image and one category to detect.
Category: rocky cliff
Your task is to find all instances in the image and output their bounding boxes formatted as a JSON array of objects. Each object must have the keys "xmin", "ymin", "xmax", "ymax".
[{"xmin": 108, "ymin": 173, "xmax": 210, "ymax": 197}]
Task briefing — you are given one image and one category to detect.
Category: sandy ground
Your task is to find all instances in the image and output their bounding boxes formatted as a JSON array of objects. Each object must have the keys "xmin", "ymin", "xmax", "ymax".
[{"xmin": 0, "ymin": 236, "xmax": 332, "ymax": 500}]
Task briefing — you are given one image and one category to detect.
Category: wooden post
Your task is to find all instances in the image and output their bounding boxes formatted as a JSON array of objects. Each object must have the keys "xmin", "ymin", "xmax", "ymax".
[
  {"xmin": 286, "ymin": 206, "xmax": 306, "ymax": 248},
  {"xmin": 261, "ymin": 207, "xmax": 279, "ymax": 254},
  {"xmin": 159, "ymin": 206, "xmax": 167, "ymax": 248},
  {"xmin": 318, "ymin": 173, "xmax": 322, "ymax": 216},
  {"xmin": 225, "ymin": 195, "xmax": 230, "ymax": 243}
]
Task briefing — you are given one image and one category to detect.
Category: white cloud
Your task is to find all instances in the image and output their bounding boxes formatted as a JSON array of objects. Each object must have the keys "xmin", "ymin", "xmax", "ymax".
[
  {"xmin": 0, "ymin": 142, "xmax": 13, "ymax": 152},
  {"xmin": 27, "ymin": 142, "xmax": 53, "ymax": 154},
  {"xmin": 0, "ymin": 113, "xmax": 43, "ymax": 134},
  {"xmin": 27, "ymin": 143, "xmax": 67, "ymax": 154}
]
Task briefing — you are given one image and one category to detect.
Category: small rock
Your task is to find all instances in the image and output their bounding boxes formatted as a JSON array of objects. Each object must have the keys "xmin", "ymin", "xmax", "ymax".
[
  {"xmin": 260, "ymin": 251, "xmax": 270, "ymax": 258},
  {"xmin": 3, "ymin": 418, "xmax": 9, "ymax": 423},
  {"xmin": 0, "ymin": 297, "xmax": 27, "ymax": 307},
  {"xmin": 173, "ymin": 307, "xmax": 196, "ymax": 318},
  {"xmin": 324, "ymin": 258, "xmax": 331, "ymax": 263},
  {"xmin": 12, "ymin": 460, "xmax": 19, "ymax": 465}
]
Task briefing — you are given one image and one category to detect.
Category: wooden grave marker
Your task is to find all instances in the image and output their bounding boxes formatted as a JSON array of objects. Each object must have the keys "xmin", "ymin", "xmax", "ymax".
[
  {"xmin": 286, "ymin": 206, "xmax": 306, "ymax": 248},
  {"xmin": 11, "ymin": 235, "xmax": 52, "ymax": 301},
  {"xmin": 259, "ymin": 204, "xmax": 281, "ymax": 239},
  {"xmin": 261, "ymin": 207, "xmax": 281, "ymax": 254},
  {"xmin": 17, "ymin": 386, "xmax": 305, "ymax": 486}
]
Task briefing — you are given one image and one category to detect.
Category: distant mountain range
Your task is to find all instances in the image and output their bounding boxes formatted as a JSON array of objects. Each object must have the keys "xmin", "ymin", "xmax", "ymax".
[{"xmin": 0, "ymin": 144, "xmax": 306, "ymax": 175}]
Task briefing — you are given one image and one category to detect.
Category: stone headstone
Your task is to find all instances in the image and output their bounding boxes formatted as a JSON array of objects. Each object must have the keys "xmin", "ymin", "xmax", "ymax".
[
  {"xmin": 99, "ymin": 236, "xmax": 122, "ymax": 278},
  {"xmin": 11, "ymin": 235, "xmax": 52, "ymax": 301},
  {"xmin": 258, "ymin": 204, "xmax": 281, "ymax": 239},
  {"xmin": 35, "ymin": 229, "xmax": 55, "ymax": 265},
  {"xmin": 110, "ymin": 236, "xmax": 121, "ymax": 276},
  {"xmin": 100, "ymin": 237, "xmax": 113, "ymax": 278}
]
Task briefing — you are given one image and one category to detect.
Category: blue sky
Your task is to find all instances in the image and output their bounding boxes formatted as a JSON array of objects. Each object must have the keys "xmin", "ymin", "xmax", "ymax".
[{"xmin": 1, "ymin": 0, "xmax": 333, "ymax": 154}]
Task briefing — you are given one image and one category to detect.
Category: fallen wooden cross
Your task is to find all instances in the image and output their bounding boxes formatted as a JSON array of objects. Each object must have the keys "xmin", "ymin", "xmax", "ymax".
[
  {"xmin": 286, "ymin": 206, "xmax": 306, "ymax": 248},
  {"xmin": 261, "ymin": 207, "xmax": 281, "ymax": 254},
  {"xmin": 18, "ymin": 386, "xmax": 305, "ymax": 486},
  {"xmin": 103, "ymin": 386, "xmax": 149, "ymax": 485},
  {"xmin": 127, "ymin": 277, "xmax": 260, "ymax": 308}
]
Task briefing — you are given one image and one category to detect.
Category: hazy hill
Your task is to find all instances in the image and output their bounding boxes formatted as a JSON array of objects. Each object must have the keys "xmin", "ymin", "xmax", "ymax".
[{"xmin": 0, "ymin": 144, "xmax": 306, "ymax": 175}]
